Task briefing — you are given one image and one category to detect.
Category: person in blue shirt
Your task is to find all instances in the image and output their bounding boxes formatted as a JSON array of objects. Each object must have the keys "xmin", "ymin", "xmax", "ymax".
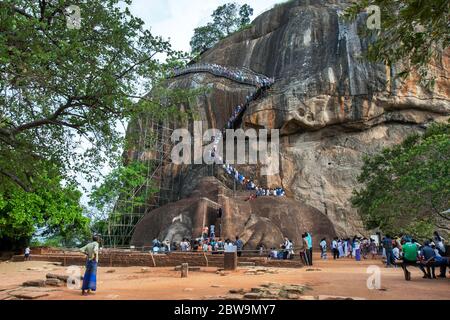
[
  {"xmin": 419, "ymin": 240, "xmax": 437, "ymax": 279},
  {"xmin": 234, "ymin": 236, "xmax": 244, "ymax": 257},
  {"xmin": 306, "ymin": 232, "xmax": 313, "ymax": 265}
]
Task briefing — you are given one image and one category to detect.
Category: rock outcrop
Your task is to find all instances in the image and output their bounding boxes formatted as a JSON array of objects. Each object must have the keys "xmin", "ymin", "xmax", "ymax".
[
  {"xmin": 131, "ymin": 0, "xmax": 449, "ymax": 241},
  {"xmin": 131, "ymin": 177, "xmax": 336, "ymax": 248}
]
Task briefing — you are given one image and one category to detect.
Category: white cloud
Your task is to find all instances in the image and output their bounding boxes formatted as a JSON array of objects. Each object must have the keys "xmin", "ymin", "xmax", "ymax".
[{"xmin": 128, "ymin": 0, "xmax": 284, "ymax": 52}]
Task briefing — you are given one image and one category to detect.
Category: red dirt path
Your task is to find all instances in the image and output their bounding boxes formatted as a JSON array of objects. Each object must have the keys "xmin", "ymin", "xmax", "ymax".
[{"xmin": 1, "ymin": 254, "xmax": 448, "ymax": 300}]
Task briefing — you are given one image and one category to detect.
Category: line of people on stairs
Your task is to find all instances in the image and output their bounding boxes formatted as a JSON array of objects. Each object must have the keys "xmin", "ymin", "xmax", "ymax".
[{"xmin": 172, "ymin": 63, "xmax": 275, "ymax": 88}]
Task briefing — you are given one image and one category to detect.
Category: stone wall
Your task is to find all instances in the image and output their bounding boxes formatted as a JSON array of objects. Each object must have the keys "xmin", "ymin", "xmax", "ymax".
[{"xmin": 11, "ymin": 251, "xmax": 303, "ymax": 268}]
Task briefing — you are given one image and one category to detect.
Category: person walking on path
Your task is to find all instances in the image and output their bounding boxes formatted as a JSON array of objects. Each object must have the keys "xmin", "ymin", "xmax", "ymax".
[
  {"xmin": 306, "ymin": 232, "xmax": 313, "ymax": 265},
  {"xmin": 331, "ymin": 237, "xmax": 339, "ymax": 260},
  {"xmin": 80, "ymin": 236, "xmax": 99, "ymax": 296},
  {"xmin": 24, "ymin": 247, "xmax": 31, "ymax": 261},
  {"xmin": 300, "ymin": 233, "xmax": 310, "ymax": 266},
  {"xmin": 234, "ymin": 236, "xmax": 243, "ymax": 257},
  {"xmin": 320, "ymin": 238, "xmax": 327, "ymax": 260},
  {"xmin": 382, "ymin": 235, "xmax": 394, "ymax": 267}
]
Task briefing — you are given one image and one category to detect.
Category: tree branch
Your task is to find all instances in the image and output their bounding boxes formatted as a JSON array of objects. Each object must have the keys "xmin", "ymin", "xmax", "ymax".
[
  {"xmin": 0, "ymin": 167, "xmax": 32, "ymax": 192},
  {"xmin": 0, "ymin": 1, "xmax": 33, "ymax": 19}
]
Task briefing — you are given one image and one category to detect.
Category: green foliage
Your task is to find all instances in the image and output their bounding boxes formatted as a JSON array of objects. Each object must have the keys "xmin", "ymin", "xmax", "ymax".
[
  {"xmin": 190, "ymin": 2, "xmax": 254, "ymax": 55},
  {"xmin": 344, "ymin": 0, "xmax": 449, "ymax": 87},
  {"xmin": 352, "ymin": 123, "xmax": 450, "ymax": 239},
  {"xmin": 0, "ymin": 1, "xmax": 197, "ymax": 248},
  {"xmin": 0, "ymin": 0, "xmax": 190, "ymax": 191},
  {"xmin": 89, "ymin": 161, "xmax": 156, "ymax": 215},
  {"xmin": 0, "ymin": 169, "xmax": 89, "ymax": 244}
]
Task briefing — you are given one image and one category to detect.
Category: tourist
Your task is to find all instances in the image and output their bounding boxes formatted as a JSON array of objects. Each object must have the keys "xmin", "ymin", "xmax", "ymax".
[
  {"xmin": 234, "ymin": 236, "xmax": 243, "ymax": 257},
  {"xmin": 210, "ymin": 224, "xmax": 215, "ymax": 239},
  {"xmin": 180, "ymin": 239, "xmax": 188, "ymax": 252},
  {"xmin": 80, "ymin": 235, "xmax": 99, "ymax": 296},
  {"xmin": 300, "ymin": 233, "xmax": 311, "ymax": 266},
  {"xmin": 419, "ymin": 240, "xmax": 437, "ymax": 279},
  {"xmin": 391, "ymin": 243, "xmax": 400, "ymax": 267},
  {"xmin": 382, "ymin": 234, "xmax": 394, "ymax": 268},
  {"xmin": 433, "ymin": 231, "xmax": 446, "ymax": 256},
  {"xmin": 369, "ymin": 239, "xmax": 377, "ymax": 259},
  {"xmin": 338, "ymin": 239, "xmax": 345, "ymax": 258},
  {"xmin": 306, "ymin": 232, "xmax": 313, "ymax": 265},
  {"xmin": 331, "ymin": 237, "xmax": 339, "ymax": 260},
  {"xmin": 258, "ymin": 243, "xmax": 266, "ymax": 256},
  {"xmin": 433, "ymin": 254, "xmax": 449, "ymax": 278},
  {"xmin": 269, "ymin": 247, "xmax": 278, "ymax": 259},
  {"xmin": 283, "ymin": 237, "xmax": 293, "ymax": 260},
  {"xmin": 202, "ymin": 226, "xmax": 209, "ymax": 240},
  {"xmin": 343, "ymin": 238, "xmax": 348, "ymax": 257},
  {"xmin": 24, "ymin": 247, "xmax": 31, "ymax": 261},
  {"xmin": 401, "ymin": 239, "xmax": 422, "ymax": 281},
  {"xmin": 347, "ymin": 238, "xmax": 353, "ymax": 259},
  {"xmin": 164, "ymin": 239, "xmax": 171, "ymax": 253},
  {"xmin": 320, "ymin": 238, "xmax": 327, "ymax": 260},
  {"xmin": 354, "ymin": 238, "xmax": 361, "ymax": 261},
  {"xmin": 152, "ymin": 237, "xmax": 160, "ymax": 249}
]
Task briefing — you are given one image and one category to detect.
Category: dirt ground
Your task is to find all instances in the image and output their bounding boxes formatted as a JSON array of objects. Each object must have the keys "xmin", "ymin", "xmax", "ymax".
[{"xmin": 1, "ymin": 253, "xmax": 449, "ymax": 300}]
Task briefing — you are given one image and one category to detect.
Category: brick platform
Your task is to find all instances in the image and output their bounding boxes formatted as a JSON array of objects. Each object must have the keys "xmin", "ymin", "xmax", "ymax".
[{"xmin": 11, "ymin": 251, "xmax": 303, "ymax": 268}]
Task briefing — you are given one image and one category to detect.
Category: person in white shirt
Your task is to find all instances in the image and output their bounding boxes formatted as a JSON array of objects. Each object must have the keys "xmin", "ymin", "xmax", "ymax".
[
  {"xmin": 331, "ymin": 237, "xmax": 339, "ymax": 260},
  {"xmin": 24, "ymin": 247, "xmax": 31, "ymax": 261},
  {"xmin": 320, "ymin": 238, "xmax": 327, "ymax": 259},
  {"xmin": 392, "ymin": 244, "xmax": 401, "ymax": 262}
]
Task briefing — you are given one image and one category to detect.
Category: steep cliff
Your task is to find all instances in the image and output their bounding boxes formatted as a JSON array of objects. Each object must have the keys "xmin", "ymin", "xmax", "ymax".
[{"xmin": 131, "ymin": 0, "xmax": 449, "ymax": 242}]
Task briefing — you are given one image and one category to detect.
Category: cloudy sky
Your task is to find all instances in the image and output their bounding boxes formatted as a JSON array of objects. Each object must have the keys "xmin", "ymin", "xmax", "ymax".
[{"xmin": 127, "ymin": 0, "xmax": 284, "ymax": 52}]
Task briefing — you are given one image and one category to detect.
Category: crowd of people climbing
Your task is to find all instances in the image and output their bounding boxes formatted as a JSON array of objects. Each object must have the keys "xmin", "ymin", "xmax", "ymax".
[
  {"xmin": 181, "ymin": 63, "xmax": 284, "ymax": 199},
  {"xmin": 172, "ymin": 63, "xmax": 275, "ymax": 88},
  {"xmin": 222, "ymin": 163, "xmax": 286, "ymax": 198}
]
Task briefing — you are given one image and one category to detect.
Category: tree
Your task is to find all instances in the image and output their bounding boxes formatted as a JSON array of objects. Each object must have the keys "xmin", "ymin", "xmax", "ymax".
[
  {"xmin": 0, "ymin": 165, "xmax": 89, "ymax": 249},
  {"xmin": 0, "ymin": 0, "xmax": 193, "ymax": 247},
  {"xmin": 344, "ymin": 0, "xmax": 449, "ymax": 86},
  {"xmin": 190, "ymin": 2, "xmax": 254, "ymax": 55},
  {"xmin": 351, "ymin": 123, "xmax": 450, "ymax": 239},
  {"xmin": 0, "ymin": 0, "xmax": 188, "ymax": 193}
]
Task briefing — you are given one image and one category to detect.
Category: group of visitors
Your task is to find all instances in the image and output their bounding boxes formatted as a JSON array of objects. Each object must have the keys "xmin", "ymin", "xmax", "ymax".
[
  {"xmin": 222, "ymin": 163, "xmax": 286, "ymax": 198},
  {"xmin": 172, "ymin": 63, "xmax": 274, "ymax": 88},
  {"xmin": 268, "ymin": 237, "xmax": 295, "ymax": 260},
  {"xmin": 324, "ymin": 236, "xmax": 377, "ymax": 261},
  {"xmin": 151, "ymin": 238, "xmax": 173, "ymax": 253},
  {"xmin": 381, "ymin": 232, "xmax": 448, "ymax": 280}
]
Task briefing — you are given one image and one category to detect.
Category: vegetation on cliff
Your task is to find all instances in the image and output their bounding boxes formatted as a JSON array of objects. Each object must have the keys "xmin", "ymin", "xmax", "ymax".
[
  {"xmin": 345, "ymin": 0, "xmax": 449, "ymax": 86},
  {"xmin": 352, "ymin": 123, "xmax": 450, "ymax": 239},
  {"xmin": 190, "ymin": 2, "xmax": 254, "ymax": 55}
]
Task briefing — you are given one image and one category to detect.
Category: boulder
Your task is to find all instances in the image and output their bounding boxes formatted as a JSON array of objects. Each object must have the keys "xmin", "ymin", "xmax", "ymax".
[
  {"xmin": 44, "ymin": 279, "xmax": 63, "ymax": 287},
  {"xmin": 22, "ymin": 280, "xmax": 46, "ymax": 287},
  {"xmin": 128, "ymin": 0, "xmax": 449, "ymax": 243}
]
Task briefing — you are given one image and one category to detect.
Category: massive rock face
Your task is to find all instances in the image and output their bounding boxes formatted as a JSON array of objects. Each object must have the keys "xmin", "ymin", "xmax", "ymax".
[
  {"xmin": 131, "ymin": 0, "xmax": 449, "ymax": 242},
  {"xmin": 132, "ymin": 177, "xmax": 337, "ymax": 248}
]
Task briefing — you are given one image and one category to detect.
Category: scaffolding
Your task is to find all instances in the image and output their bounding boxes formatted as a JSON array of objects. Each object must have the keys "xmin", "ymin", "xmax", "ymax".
[{"xmin": 104, "ymin": 115, "xmax": 177, "ymax": 247}]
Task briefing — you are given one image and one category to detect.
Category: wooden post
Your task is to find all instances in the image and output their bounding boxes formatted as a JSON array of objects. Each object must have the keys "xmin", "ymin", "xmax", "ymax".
[
  {"xmin": 224, "ymin": 252, "xmax": 237, "ymax": 271},
  {"xmin": 63, "ymin": 251, "xmax": 67, "ymax": 267},
  {"xmin": 181, "ymin": 263, "xmax": 188, "ymax": 278}
]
